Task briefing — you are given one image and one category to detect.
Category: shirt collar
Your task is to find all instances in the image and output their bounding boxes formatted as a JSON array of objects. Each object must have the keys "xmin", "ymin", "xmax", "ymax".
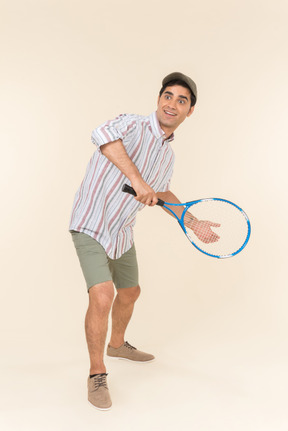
[{"xmin": 148, "ymin": 112, "xmax": 175, "ymax": 143}]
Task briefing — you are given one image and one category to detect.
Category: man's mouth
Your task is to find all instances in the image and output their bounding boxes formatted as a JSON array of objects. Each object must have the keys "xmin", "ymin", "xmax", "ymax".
[{"xmin": 164, "ymin": 110, "xmax": 176, "ymax": 117}]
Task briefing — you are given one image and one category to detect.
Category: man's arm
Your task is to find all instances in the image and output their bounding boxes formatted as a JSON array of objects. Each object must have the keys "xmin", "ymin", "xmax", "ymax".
[
  {"xmin": 157, "ymin": 190, "xmax": 220, "ymax": 244},
  {"xmin": 101, "ymin": 139, "xmax": 158, "ymax": 206},
  {"xmin": 156, "ymin": 190, "xmax": 198, "ymax": 223}
]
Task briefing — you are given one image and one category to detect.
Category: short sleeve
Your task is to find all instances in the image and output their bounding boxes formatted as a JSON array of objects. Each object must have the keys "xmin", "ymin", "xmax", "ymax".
[{"xmin": 91, "ymin": 114, "xmax": 135, "ymax": 151}]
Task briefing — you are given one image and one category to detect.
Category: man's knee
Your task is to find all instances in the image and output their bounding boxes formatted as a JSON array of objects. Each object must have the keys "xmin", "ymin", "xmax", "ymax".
[
  {"xmin": 88, "ymin": 281, "xmax": 115, "ymax": 312},
  {"xmin": 117, "ymin": 285, "xmax": 141, "ymax": 304}
]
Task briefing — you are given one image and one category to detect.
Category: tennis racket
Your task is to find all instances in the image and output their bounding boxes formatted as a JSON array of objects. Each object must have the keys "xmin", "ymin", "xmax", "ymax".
[{"xmin": 122, "ymin": 184, "xmax": 251, "ymax": 259}]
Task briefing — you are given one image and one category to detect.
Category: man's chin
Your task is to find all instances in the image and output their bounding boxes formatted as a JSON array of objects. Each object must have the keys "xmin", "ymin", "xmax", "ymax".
[
  {"xmin": 160, "ymin": 119, "xmax": 176, "ymax": 129},
  {"xmin": 159, "ymin": 113, "xmax": 174, "ymax": 124}
]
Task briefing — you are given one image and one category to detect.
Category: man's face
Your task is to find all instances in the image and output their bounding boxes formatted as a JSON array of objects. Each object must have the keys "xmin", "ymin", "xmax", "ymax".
[{"xmin": 156, "ymin": 85, "xmax": 194, "ymax": 136}]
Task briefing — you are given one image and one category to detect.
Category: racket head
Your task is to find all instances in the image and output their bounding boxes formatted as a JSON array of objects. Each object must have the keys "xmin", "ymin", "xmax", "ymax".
[{"xmin": 178, "ymin": 198, "xmax": 251, "ymax": 258}]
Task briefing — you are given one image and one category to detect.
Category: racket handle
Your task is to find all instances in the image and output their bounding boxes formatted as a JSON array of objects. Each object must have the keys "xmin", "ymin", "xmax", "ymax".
[
  {"xmin": 122, "ymin": 184, "xmax": 137, "ymax": 196},
  {"xmin": 122, "ymin": 184, "xmax": 165, "ymax": 207}
]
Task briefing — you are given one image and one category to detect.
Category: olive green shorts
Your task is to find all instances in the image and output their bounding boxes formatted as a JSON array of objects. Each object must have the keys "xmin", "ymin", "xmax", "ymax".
[{"xmin": 71, "ymin": 231, "xmax": 139, "ymax": 291}]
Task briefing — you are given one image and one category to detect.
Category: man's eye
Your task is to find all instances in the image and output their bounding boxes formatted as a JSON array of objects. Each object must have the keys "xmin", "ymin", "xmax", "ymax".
[
  {"xmin": 165, "ymin": 95, "xmax": 171, "ymax": 99},
  {"xmin": 179, "ymin": 99, "xmax": 185, "ymax": 104}
]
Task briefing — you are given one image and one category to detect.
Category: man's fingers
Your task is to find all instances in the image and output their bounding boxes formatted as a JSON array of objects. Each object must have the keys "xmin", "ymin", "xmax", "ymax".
[
  {"xmin": 133, "ymin": 187, "xmax": 158, "ymax": 206},
  {"xmin": 201, "ymin": 234, "xmax": 220, "ymax": 244},
  {"xmin": 149, "ymin": 195, "xmax": 159, "ymax": 206},
  {"xmin": 191, "ymin": 219, "xmax": 221, "ymax": 244},
  {"xmin": 136, "ymin": 196, "xmax": 157, "ymax": 206},
  {"xmin": 208, "ymin": 222, "xmax": 221, "ymax": 228}
]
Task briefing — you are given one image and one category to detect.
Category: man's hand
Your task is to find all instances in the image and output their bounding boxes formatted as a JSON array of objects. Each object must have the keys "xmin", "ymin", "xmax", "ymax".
[
  {"xmin": 184, "ymin": 212, "xmax": 221, "ymax": 243},
  {"xmin": 131, "ymin": 179, "xmax": 158, "ymax": 206}
]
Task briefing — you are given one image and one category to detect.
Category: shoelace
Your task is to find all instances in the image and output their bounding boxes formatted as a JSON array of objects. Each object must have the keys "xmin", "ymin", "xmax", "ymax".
[
  {"xmin": 92, "ymin": 374, "xmax": 108, "ymax": 391},
  {"xmin": 124, "ymin": 341, "xmax": 136, "ymax": 350}
]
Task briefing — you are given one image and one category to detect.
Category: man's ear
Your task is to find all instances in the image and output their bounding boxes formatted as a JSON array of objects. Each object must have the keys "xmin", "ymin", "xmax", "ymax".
[
  {"xmin": 157, "ymin": 95, "xmax": 160, "ymax": 105},
  {"xmin": 187, "ymin": 106, "xmax": 195, "ymax": 117}
]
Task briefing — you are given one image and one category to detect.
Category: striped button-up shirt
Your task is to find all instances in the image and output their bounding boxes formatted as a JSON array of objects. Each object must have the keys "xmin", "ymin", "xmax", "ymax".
[{"xmin": 69, "ymin": 112, "xmax": 175, "ymax": 259}]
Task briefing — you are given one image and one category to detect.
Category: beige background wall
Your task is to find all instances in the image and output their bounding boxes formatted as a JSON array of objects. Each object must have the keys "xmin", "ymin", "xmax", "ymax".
[{"xmin": 1, "ymin": 0, "xmax": 288, "ymax": 430}]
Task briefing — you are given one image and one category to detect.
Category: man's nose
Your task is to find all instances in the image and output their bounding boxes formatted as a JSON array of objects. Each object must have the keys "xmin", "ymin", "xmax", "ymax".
[{"xmin": 167, "ymin": 99, "xmax": 177, "ymax": 109}]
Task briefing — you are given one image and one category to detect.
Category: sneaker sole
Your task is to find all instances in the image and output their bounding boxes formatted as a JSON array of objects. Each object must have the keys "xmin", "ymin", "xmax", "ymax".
[
  {"xmin": 107, "ymin": 356, "xmax": 155, "ymax": 363},
  {"xmin": 88, "ymin": 400, "xmax": 112, "ymax": 411}
]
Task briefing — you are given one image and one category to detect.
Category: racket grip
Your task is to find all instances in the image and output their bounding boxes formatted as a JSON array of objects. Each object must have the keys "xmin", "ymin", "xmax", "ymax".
[
  {"xmin": 122, "ymin": 184, "xmax": 137, "ymax": 196},
  {"xmin": 122, "ymin": 184, "xmax": 165, "ymax": 207}
]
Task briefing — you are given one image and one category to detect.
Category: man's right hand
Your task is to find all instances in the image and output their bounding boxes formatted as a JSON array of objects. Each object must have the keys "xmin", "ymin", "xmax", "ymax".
[{"xmin": 131, "ymin": 179, "xmax": 158, "ymax": 206}]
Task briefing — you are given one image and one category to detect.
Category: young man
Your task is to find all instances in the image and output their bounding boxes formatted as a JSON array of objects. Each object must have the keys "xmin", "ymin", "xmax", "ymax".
[{"xmin": 69, "ymin": 72, "xmax": 217, "ymax": 410}]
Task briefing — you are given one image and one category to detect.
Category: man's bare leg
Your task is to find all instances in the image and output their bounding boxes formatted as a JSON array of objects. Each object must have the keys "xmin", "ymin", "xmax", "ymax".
[
  {"xmin": 109, "ymin": 285, "xmax": 141, "ymax": 348},
  {"xmin": 85, "ymin": 281, "xmax": 115, "ymax": 374}
]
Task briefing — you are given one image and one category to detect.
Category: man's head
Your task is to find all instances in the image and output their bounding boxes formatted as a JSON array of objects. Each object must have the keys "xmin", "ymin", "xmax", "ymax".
[
  {"xmin": 157, "ymin": 72, "xmax": 197, "ymax": 136},
  {"xmin": 160, "ymin": 72, "xmax": 197, "ymax": 107}
]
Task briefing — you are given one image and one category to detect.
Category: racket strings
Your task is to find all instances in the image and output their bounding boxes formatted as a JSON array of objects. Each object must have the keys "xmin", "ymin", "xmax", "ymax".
[
  {"xmin": 184, "ymin": 212, "xmax": 220, "ymax": 244},
  {"xmin": 183, "ymin": 200, "xmax": 249, "ymax": 257}
]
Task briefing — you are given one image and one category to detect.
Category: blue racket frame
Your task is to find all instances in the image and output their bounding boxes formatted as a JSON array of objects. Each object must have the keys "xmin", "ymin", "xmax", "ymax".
[
  {"xmin": 160, "ymin": 198, "xmax": 251, "ymax": 259},
  {"xmin": 122, "ymin": 185, "xmax": 251, "ymax": 259}
]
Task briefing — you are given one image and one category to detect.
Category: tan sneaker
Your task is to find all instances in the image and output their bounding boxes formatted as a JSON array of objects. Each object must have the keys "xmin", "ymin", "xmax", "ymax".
[
  {"xmin": 107, "ymin": 341, "xmax": 155, "ymax": 362},
  {"xmin": 87, "ymin": 373, "xmax": 112, "ymax": 411}
]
